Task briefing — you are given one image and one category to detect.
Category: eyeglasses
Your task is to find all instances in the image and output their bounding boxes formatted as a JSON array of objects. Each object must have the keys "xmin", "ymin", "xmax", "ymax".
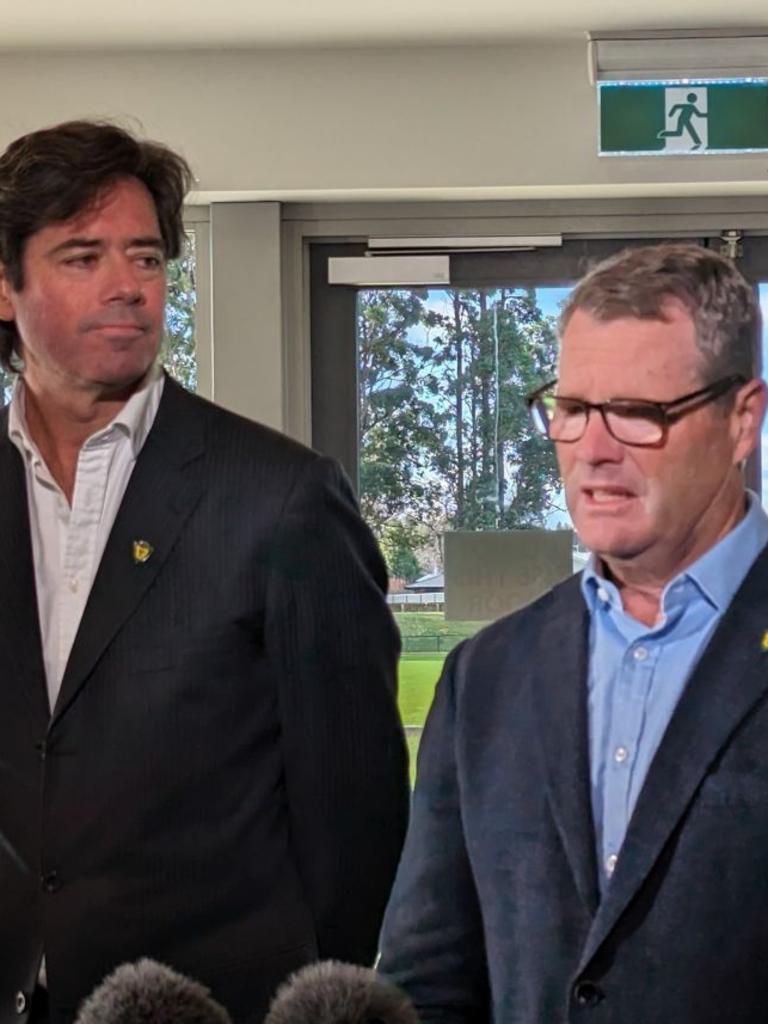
[{"xmin": 526, "ymin": 374, "xmax": 746, "ymax": 447}]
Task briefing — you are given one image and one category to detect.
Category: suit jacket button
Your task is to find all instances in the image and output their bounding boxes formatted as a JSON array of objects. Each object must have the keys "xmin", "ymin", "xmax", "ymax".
[
  {"xmin": 14, "ymin": 992, "xmax": 27, "ymax": 1015},
  {"xmin": 41, "ymin": 870, "xmax": 61, "ymax": 893},
  {"xmin": 572, "ymin": 980, "xmax": 604, "ymax": 1007}
]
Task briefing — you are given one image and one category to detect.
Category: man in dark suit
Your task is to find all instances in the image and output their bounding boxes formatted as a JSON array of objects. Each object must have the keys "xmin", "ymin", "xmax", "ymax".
[
  {"xmin": 0, "ymin": 121, "xmax": 409, "ymax": 1024},
  {"xmin": 379, "ymin": 243, "xmax": 768, "ymax": 1023}
]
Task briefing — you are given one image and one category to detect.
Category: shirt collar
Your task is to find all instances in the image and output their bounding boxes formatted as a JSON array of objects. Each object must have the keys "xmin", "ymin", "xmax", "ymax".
[
  {"xmin": 581, "ymin": 491, "xmax": 768, "ymax": 616},
  {"xmin": 8, "ymin": 363, "xmax": 165, "ymax": 464}
]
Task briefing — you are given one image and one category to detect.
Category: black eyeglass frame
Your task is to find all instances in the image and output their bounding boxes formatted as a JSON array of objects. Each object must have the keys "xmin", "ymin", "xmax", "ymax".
[{"xmin": 525, "ymin": 373, "xmax": 747, "ymax": 448}]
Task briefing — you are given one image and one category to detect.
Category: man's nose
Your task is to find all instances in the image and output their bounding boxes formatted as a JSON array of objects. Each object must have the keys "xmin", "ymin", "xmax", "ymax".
[
  {"xmin": 573, "ymin": 408, "xmax": 624, "ymax": 463},
  {"xmin": 102, "ymin": 256, "xmax": 144, "ymax": 303}
]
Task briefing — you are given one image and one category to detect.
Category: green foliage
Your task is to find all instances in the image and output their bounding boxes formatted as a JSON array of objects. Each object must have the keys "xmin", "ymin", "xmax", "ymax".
[
  {"xmin": 392, "ymin": 610, "xmax": 485, "ymax": 640},
  {"xmin": 389, "ymin": 546, "xmax": 423, "ymax": 583},
  {"xmin": 162, "ymin": 233, "xmax": 197, "ymax": 391},
  {"xmin": 0, "ymin": 366, "xmax": 13, "ymax": 407},
  {"xmin": 358, "ymin": 289, "xmax": 446, "ymax": 536},
  {"xmin": 379, "ymin": 519, "xmax": 424, "ymax": 582}
]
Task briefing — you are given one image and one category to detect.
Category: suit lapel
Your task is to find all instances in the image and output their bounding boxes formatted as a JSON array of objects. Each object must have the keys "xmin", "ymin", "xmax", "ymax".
[
  {"xmin": 531, "ymin": 576, "xmax": 600, "ymax": 916},
  {"xmin": 0, "ymin": 409, "xmax": 49, "ymax": 719},
  {"xmin": 51, "ymin": 381, "xmax": 206, "ymax": 725},
  {"xmin": 578, "ymin": 543, "xmax": 768, "ymax": 970}
]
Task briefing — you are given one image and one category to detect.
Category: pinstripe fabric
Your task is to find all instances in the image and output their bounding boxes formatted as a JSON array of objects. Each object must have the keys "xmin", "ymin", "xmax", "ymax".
[{"xmin": 0, "ymin": 378, "xmax": 409, "ymax": 1024}]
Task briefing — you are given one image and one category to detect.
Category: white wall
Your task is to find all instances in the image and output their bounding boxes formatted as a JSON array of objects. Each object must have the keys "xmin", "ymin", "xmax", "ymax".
[
  {"xmin": 2, "ymin": 45, "xmax": 766, "ymax": 431},
  {"xmin": 0, "ymin": 45, "xmax": 766, "ymax": 201}
]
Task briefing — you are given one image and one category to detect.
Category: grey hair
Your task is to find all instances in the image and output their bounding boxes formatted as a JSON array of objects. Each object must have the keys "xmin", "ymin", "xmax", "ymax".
[{"xmin": 559, "ymin": 243, "xmax": 759, "ymax": 381}]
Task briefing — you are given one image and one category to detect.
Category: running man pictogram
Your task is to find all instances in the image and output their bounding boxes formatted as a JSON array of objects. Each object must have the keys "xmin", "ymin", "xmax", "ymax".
[{"xmin": 657, "ymin": 92, "xmax": 708, "ymax": 150}]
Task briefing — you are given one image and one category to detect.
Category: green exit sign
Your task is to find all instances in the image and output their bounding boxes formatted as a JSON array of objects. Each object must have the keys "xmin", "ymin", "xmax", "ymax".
[{"xmin": 599, "ymin": 79, "xmax": 768, "ymax": 155}]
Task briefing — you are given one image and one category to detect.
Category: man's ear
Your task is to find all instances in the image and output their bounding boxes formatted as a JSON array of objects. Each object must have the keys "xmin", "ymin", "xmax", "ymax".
[
  {"xmin": 731, "ymin": 378, "xmax": 768, "ymax": 466},
  {"xmin": 0, "ymin": 263, "xmax": 16, "ymax": 322}
]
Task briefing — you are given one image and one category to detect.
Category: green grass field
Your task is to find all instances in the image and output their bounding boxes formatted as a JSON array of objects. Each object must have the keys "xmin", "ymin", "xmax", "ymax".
[
  {"xmin": 397, "ymin": 653, "xmax": 444, "ymax": 726},
  {"xmin": 393, "ymin": 612, "xmax": 487, "ymax": 783},
  {"xmin": 394, "ymin": 612, "xmax": 485, "ymax": 726},
  {"xmin": 405, "ymin": 731, "xmax": 421, "ymax": 784},
  {"xmin": 397, "ymin": 654, "xmax": 444, "ymax": 785}
]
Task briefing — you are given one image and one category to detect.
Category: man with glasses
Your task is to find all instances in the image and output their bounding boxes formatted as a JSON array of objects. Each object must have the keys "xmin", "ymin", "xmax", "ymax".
[{"xmin": 379, "ymin": 243, "xmax": 768, "ymax": 1023}]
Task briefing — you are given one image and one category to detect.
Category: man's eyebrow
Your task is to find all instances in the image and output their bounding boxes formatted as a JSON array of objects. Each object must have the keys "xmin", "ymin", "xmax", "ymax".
[
  {"xmin": 48, "ymin": 235, "xmax": 164, "ymax": 255},
  {"xmin": 48, "ymin": 238, "xmax": 100, "ymax": 255},
  {"xmin": 127, "ymin": 236, "xmax": 165, "ymax": 250}
]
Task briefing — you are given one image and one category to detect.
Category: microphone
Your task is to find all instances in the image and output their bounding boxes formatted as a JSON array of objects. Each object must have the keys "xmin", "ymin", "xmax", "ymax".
[
  {"xmin": 264, "ymin": 961, "xmax": 419, "ymax": 1024},
  {"xmin": 75, "ymin": 959, "xmax": 232, "ymax": 1024}
]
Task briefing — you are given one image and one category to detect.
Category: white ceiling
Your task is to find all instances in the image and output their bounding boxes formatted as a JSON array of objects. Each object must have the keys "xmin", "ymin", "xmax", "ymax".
[{"xmin": 3, "ymin": 0, "xmax": 768, "ymax": 50}]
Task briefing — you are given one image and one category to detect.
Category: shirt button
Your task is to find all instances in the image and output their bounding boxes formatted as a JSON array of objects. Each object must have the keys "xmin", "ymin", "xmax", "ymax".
[
  {"xmin": 596, "ymin": 587, "xmax": 609, "ymax": 603},
  {"xmin": 572, "ymin": 980, "xmax": 605, "ymax": 1007},
  {"xmin": 633, "ymin": 646, "xmax": 648, "ymax": 661},
  {"xmin": 605, "ymin": 853, "xmax": 618, "ymax": 876},
  {"xmin": 41, "ymin": 870, "xmax": 61, "ymax": 893},
  {"xmin": 68, "ymin": 578, "xmax": 79, "ymax": 593},
  {"xmin": 14, "ymin": 992, "xmax": 27, "ymax": 1015},
  {"xmin": 613, "ymin": 746, "xmax": 628, "ymax": 763}
]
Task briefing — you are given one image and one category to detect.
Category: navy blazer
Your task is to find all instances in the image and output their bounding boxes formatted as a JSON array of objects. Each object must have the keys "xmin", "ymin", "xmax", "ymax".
[
  {"xmin": 0, "ymin": 379, "xmax": 410, "ymax": 1024},
  {"xmin": 380, "ymin": 551, "xmax": 768, "ymax": 1023}
]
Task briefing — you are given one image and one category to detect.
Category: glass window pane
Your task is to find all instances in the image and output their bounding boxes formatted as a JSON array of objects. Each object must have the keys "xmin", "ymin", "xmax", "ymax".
[
  {"xmin": 0, "ymin": 364, "xmax": 12, "ymax": 406},
  {"xmin": 357, "ymin": 284, "xmax": 576, "ymax": 776},
  {"xmin": 163, "ymin": 230, "xmax": 198, "ymax": 391}
]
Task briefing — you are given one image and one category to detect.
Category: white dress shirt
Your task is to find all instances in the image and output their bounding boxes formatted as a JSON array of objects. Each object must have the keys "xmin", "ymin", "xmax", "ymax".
[{"xmin": 8, "ymin": 365, "xmax": 165, "ymax": 712}]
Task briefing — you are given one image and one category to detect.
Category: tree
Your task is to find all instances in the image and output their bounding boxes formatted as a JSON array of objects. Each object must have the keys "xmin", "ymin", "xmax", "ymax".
[
  {"xmin": 162, "ymin": 232, "xmax": 197, "ymax": 391},
  {"xmin": 378, "ymin": 520, "xmax": 424, "ymax": 583},
  {"xmin": 0, "ymin": 365, "xmax": 12, "ymax": 407},
  {"xmin": 423, "ymin": 287, "xmax": 561, "ymax": 531},
  {"xmin": 358, "ymin": 289, "xmax": 448, "ymax": 535},
  {"xmin": 357, "ymin": 286, "xmax": 563, "ymax": 568}
]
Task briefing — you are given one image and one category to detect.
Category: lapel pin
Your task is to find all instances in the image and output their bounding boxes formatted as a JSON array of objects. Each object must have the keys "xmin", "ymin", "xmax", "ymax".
[
  {"xmin": 132, "ymin": 539, "xmax": 154, "ymax": 565},
  {"xmin": 761, "ymin": 631, "xmax": 768, "ymax": 652}
]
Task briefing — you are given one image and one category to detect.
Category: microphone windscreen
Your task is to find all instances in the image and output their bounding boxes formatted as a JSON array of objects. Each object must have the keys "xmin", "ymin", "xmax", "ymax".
[
  {"xmin": 75, "ymin": 959, "xmax": 232, "ymax": 1024},
  {"xmin": 264, "ymin": 961, "xmax": 419, "ymax": 1024}
]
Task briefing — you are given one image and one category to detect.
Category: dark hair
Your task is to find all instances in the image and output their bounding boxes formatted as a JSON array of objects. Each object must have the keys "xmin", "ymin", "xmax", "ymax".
[
  {"xmin": 559, "ymin": 242, "xmax": 759, "ymax": 382},
  {"xmin": 0, "ymin": 120, "xmax": 194, "ymax": 371}
]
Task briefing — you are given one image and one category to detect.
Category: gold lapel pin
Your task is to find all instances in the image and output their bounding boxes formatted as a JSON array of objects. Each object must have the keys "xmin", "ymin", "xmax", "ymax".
[
  {"xmin": 761, "ymin": 630, "xmax": 768, "ymax": 652},
  {"xmin": 132, "ymin": 539, "xmax": 154, "ymax": 565}
]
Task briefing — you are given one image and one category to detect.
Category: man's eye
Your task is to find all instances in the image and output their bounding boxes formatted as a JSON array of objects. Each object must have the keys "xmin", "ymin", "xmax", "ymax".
[
  {"xmin": 135, "ymin": 255, "xmax": 163, "ymax": 270},
  {"xmin": 556, "ymin": 400, "xmax": 585, "ymax": 417},
  {"xmin": 64, "ymin": 254, "xmax": 97, "ymax": 267},
  {"xmin": 610, "ymin": 403, "xmax": 658, "ymax": 421}
]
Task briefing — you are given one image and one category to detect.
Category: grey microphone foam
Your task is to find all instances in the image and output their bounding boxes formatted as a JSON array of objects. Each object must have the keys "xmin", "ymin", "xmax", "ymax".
[
  {"xmin": 75, "ymin": 959, "xmax": 232, "ymax": 1024},
  {"xmin": 264, "ymin": 960, "xmax": 419, "ymax": 1024}
]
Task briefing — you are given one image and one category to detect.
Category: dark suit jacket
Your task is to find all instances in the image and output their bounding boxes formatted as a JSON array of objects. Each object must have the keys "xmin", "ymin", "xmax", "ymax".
[
  {"xmin": 380, "ymin": 548, "xmax": 768, "ymax": 1023},
  {"xmin": 0, "ymin": 379, "xmax": 409, "ymax": 1024}
]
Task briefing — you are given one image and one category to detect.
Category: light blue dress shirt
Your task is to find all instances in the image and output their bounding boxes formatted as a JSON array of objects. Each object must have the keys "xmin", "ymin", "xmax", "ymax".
[{"xmin": 581, "ymin": 493, "xmax": 768, "ymax": 893}]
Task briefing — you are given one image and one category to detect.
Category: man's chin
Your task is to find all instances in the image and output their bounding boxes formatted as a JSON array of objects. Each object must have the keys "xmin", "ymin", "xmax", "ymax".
[
  {"xmin": 78, "ymin": 362, "xmax": 156, "ymax": 397},
  {"xmin": 575, "ymin": 525, "xmax": 648, "ymax": 565}
]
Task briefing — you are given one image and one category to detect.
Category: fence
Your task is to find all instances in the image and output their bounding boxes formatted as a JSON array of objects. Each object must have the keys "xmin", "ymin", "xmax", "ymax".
[
  {"xmin": 401, "ymin": 633, "xmax": 464, "ymax": 654},
  {"xmin": 387, "ymin": 591, "xmax": 445, "ymax": 609}
]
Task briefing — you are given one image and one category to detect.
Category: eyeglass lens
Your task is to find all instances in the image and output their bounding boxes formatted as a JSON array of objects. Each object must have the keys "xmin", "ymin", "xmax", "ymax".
[{"xmin": 541, "ymin": 398, "xmax": 665, "ymax": 444}]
